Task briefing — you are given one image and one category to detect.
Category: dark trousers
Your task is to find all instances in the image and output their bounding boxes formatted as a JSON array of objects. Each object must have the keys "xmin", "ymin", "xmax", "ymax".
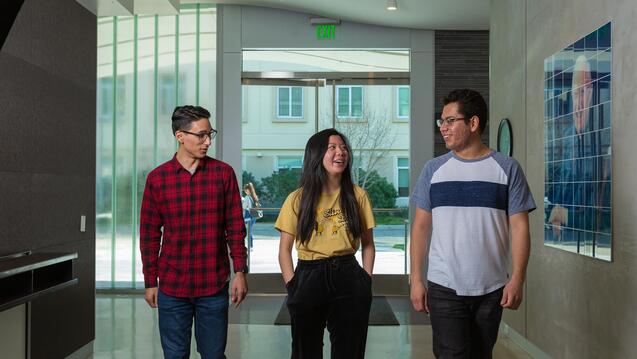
[
  {"xmin": 286, "ymin": 254, "xmax": 372, "ymax": 359},
  {"xmin": 157, "ymin": 283, "xmax": 229, "ymax": 359},
  {"xmin": 427, "ymin": 281, "xmax": 504, "ymax": 359}
]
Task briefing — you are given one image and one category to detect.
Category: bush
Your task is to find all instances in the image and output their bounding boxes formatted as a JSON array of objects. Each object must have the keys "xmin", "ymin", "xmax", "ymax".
[
  {"xmin": 248, "ymin": 168, "xmax": 398, "ymax": 210},
  {"xmin": 260, "ymin": 169, "xmax": 301, "ymax": 207},
  {"xmin": 356, "ymin": 169, "xmax": 398, "ymax": 209}
]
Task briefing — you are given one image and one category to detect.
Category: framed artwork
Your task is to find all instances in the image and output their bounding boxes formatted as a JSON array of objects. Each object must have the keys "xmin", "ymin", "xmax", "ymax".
[
  {"xmin": 497, "ymin": 118, "xmax": 512, "ymax": 156},
  {"xmin": 543, "ymin": 22, "xmax": 612, "ymax": 261}
]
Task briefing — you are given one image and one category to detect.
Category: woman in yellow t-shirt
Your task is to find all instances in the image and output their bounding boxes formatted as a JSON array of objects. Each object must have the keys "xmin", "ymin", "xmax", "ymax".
[{"xmin": 275, "ymin": 128, "xmax": 376, "ymax": 359}]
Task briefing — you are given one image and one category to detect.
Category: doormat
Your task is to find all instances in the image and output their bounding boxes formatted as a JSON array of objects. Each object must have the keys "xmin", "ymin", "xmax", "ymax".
[{"xmin": 274, "ymin": 296, "xmax": 399, "ymax": 326}]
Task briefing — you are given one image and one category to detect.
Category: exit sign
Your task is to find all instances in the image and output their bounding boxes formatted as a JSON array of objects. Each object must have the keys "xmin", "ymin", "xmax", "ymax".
[{"xmin": 316, "ymin": 24, "xmax": 335, "ymax": 39}]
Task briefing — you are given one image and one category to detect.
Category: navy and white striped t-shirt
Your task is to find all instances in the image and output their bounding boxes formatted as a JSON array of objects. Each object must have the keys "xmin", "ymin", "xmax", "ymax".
[{"xmin": 411, "ymin": 150, "xmax": 536, "ymax": 296}]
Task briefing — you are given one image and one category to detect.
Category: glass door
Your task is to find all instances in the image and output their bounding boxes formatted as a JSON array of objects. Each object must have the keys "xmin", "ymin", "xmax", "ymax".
[
  {"xmin": 241, "ymin": 80, "xmax": 321, "ymax": 273},
  {"xmin": 241, "ymin": 50, "xmax": 411, "ymax": 294}
]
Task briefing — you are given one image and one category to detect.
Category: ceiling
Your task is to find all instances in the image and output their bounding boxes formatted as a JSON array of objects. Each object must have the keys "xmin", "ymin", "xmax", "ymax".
[
  {"xmin": 193, "ymin": 0, "xmax": 490, "ymax": 30},
  {"xmin": 80, "ymin": 0, "xmax": 490, "ymax": 30}
]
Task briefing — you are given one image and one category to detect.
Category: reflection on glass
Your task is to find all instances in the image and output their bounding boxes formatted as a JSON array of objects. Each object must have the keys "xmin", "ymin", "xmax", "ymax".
[{"xmin": 543, "ymin": 22, "xmax": 612, "ymax": 261}]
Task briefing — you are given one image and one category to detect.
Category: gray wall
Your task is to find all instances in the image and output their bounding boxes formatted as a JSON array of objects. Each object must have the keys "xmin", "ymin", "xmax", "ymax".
[
  {"xmin": 491, "ymin": 0, "xmax": 637, "ymax": 357},
  {"xmin": 0, "ymin": 0, "xmax": 96, "ymax": 358}
]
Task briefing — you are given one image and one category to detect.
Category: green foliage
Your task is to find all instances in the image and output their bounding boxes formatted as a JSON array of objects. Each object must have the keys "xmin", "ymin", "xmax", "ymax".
[
  {"xmin": 356, "ymin": 169, "xmax": 398, "ymax": 209},
  {"xmin": 245, "ymin": 168, "xmax": 398, "ymax": 210},
  {"xmin": 376, "ymin": 213, "xmax": 407, "ymax": 225},
  {"xmin": 392, "ymin": 244, "xmax": 405, "ymax": 251},
  {"xmin": 260, "ymin": 169, "xmax": 301, "ymax": 207}
]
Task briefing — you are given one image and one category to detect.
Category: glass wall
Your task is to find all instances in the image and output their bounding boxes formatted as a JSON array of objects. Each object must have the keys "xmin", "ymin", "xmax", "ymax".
[{"xmin": 96, "ymin": 5, "xmax": 216, "ymax": 288}]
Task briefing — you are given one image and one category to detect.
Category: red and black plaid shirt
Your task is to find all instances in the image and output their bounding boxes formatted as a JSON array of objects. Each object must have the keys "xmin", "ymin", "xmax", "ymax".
[{"xmin": 140, "ymin": 155, "xmax": 247, "ymax": 297}]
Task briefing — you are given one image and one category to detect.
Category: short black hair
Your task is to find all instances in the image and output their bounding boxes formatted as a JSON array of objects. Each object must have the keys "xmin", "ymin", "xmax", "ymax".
[
  {"xmin": 171, "ymin": 105, "xmax": 211, "ymax": 134},
  {"xmin": 443, "ymin": 89, "xmax": 488, "ymax": 134}
]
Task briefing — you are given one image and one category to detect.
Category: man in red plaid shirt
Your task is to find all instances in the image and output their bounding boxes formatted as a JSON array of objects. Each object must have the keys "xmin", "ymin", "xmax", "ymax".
[{"xmin": 140, "ymin": 105, "xmax": 248, "ymax": 359}]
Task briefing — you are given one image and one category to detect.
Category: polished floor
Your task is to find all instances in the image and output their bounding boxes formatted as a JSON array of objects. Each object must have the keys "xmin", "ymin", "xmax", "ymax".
[{"xmin": 93, "ymin": 294, "xmax": 532, "ymax": 359}]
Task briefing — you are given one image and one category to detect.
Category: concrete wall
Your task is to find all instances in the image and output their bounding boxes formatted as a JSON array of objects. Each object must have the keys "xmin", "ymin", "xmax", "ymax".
[
  {"xmin": 491, "ymin": 0, "xmax": 637, "ymax": 357},
  {"xmin": 0, "ymin": 0, "xmax": 96, "ymax": 358}
]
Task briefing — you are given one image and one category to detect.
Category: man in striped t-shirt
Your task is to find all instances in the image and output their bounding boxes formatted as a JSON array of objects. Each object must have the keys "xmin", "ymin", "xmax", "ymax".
[{"xmin": 410, "ymin": 89, "xmax": 536, "ymax": 359}]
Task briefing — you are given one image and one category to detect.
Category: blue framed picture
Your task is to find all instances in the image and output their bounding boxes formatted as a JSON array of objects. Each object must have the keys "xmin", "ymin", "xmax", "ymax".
[{"xmin": 543, "ymin": 22, "xmax": 612, "ymax": 261}]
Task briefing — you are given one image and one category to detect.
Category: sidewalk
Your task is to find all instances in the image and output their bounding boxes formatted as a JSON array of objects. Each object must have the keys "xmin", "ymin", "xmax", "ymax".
[
  {"xmin": 248, "ymin": 235, "xmax": 408, "ymax": 274},
  {"xmin": 96, "ymin": 224, "xmax": 409, "ymax": 284}
]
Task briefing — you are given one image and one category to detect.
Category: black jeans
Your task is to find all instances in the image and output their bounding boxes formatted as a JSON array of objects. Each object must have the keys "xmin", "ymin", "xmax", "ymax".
[
  {"xmin": 286, "ymin": 254, "xmax": 372, "ymax": 359},
  {"xmin": 427, "ymin": 281, "xmax": 504, "ymax": 359}
]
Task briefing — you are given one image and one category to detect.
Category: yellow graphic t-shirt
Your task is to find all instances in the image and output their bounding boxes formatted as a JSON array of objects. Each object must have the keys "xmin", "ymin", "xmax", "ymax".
[{"xmin": 275, "ymin": 185, "xmax": 376, "ymax": 260}]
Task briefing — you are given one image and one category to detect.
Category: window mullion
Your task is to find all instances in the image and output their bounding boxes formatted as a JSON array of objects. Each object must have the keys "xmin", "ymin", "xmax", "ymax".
[
  {"xmin": 288, "ymin": 87, "xmax": 293, "ymax": 118},
  {"xmin": 349, "ymin": 86, "xmax": 352, "ymax": 117}
]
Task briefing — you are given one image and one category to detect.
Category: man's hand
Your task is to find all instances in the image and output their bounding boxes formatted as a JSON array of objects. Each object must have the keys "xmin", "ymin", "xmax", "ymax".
[
  {"xmin": 231, "ymin": 272, "xmax": 248, "ymax": 308},
  {"xmin": 501, "ymin": 278, "xmax": 524, "ymax": 309},
  {"xmin": 410, "ymin": 279, "xmax": 428, "ymax": 313},
  {"xmin": 145, "ymin": 287, "xmax": 158, "ymax": 308}
]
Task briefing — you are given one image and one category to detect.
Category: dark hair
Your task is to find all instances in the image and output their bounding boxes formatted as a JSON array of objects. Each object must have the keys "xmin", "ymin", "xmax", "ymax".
[
  {"xmin": 171, "ymin": 105, "xmax": 211, "ymax": 134},
  {"xmin": 443, "ymin": 89, "xmax": 488, "ymax": 134},
  {"xmin": 295, "ymin": 129, "xmax": 363, "ymax": 245}
]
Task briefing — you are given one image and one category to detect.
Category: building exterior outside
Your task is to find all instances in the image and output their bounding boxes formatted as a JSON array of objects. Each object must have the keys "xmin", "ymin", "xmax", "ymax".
[{"xmin": 242, "ymin": 83, "xmax": 411, "ymax": 207}]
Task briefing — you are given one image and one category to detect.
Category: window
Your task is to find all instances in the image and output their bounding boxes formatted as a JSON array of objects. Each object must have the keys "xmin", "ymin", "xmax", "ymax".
[
  {"xmin": 397, "ymin": 157, "xmax": 409, "ymax": 197},
  {"xmin": 98, "ymin": 77, "xmax": 128, "ymax": 120},
  {"xmin": 277, "ymin": 87, "xmax": 303, "ymax": 118},
  {"xmin": 337, "ymin": 86, "xmax": 363, "ymax": 118},
  {"xmin": 158, "ymin": 73, "xmax": 186, "ymax": 116},
  {"xmin": 98, "ymin": 78, "xmax": 113, "ymax": 120},
  {"xmin": 159, "ymin": 73, "xmax": 176, "ymax": 115},
  {"xmin": 277, "ymin": 156, "xmax": 303, "ymax": 171},
  {"xmin": 397, "ymin": 86, "xmax": 410, "ymax": 119},
  {"xmin": 96, "ymin": 6, "xmax": 217, "ymax": 289}
]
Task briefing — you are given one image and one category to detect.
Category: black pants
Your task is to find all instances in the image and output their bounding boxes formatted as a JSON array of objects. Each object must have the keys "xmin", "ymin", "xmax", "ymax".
[
  {"xmin": 286, "ymin": 254, "xmax": 372, "ymax": 359},
  {"xmin": 427, "ymin": 281, "xmax": 504, "ymax": 359}
]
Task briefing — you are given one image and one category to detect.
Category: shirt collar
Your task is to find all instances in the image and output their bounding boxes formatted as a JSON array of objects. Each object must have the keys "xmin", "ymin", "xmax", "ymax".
[{"xmin": 170, "ymin": 154, "xmax": 209, "ymax": 174}]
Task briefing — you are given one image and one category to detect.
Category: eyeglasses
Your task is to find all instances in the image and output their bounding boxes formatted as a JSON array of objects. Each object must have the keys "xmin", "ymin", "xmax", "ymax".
[
  {"xmin": 180, "ymin": 129, "xmax": 218, "ymax": 143},
  {"xmin": 436, "ymin": 117, "xmax": 466, "ymax": 128}
]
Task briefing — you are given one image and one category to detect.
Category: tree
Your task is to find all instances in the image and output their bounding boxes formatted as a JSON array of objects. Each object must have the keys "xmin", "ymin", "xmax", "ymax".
[
  {"xmin": 328, "ymin": 109, "xmax": 398, "ymax": 190},
  {"xmin": 356, "ymin": 169, "xmax": 398, "ymax": 209},
  {"xmin": 260, "ymin": 169, "xmax": 301, "ymax": 207}
]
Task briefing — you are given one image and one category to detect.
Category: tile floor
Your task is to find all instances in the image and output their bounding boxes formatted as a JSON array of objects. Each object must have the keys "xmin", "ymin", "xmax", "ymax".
[{"xmin": 93, "ymin": 294, "xmax": 533, "ymax": 359}]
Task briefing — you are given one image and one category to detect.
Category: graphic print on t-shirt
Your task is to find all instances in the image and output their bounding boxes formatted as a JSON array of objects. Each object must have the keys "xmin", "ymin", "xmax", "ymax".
[{"xmin": 314, "ymin": 208, "xmax": 348, "ymax": 237}]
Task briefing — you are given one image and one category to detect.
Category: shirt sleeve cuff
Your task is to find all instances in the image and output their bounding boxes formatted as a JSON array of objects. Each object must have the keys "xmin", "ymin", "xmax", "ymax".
[{"xmin": 144, "ymin": 276, "xmax": 158, "ymax": 288}]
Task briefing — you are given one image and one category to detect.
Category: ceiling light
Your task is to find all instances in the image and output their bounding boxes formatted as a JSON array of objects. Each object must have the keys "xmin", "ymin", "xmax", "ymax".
[{"xmin": 387, "ymin": 0, "xmax": 398, "ymax": 10}]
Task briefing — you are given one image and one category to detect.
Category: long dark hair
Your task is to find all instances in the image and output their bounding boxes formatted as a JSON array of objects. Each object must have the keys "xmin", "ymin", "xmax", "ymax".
[{"xmin": 296, "ymin": 128, "xmax": 363, "ymax": 245}]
